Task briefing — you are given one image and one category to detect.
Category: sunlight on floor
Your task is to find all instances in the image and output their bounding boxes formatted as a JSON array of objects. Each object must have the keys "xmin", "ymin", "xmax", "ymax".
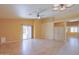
[
  {"xmin": 57, "ymin": 37, "xmax": 79, "ymax": 55},
  {"xmin": 0, "ymin": 38, "xmax": 79, "ymax": 55}
]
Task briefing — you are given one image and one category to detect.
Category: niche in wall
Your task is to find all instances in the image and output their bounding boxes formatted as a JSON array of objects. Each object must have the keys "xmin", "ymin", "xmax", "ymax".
[{"xmin": 54, "ymin": 22, "xmax": 66, "ymax": 41}]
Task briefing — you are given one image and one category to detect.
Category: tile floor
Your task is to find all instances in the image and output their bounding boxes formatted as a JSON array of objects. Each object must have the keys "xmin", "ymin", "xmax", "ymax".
[{"xmin": 0, "ymin": 37, "xmax": 79, "ymax": 55}]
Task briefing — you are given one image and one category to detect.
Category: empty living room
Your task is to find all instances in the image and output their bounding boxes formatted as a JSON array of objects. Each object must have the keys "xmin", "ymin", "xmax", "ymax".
[{"xmin": 0, "ymin": 4, "xmax": 79, "ymax": 55}]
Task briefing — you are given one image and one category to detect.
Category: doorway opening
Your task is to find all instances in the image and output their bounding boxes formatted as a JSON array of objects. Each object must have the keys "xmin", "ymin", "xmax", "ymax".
[{"xmin": 22, "ymin": 25, "xmax": 32, "ymax": 40}]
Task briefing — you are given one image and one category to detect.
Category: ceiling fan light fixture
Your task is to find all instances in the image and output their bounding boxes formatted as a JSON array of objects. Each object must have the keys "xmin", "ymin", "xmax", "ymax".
[
  {"xmin": 38, "ymin": 16, "xmax": 40, "ymax": 19},
  {"xmin": 53, "ymin": 4, "xmax": 73, "ymax": 11},
  {"xmin": 53, "ymin": 7, "xmax": 59, "ymax": 10},
  {"xmin": 60, "ymin": 7, "xmax": 66, "ymax": 10}
]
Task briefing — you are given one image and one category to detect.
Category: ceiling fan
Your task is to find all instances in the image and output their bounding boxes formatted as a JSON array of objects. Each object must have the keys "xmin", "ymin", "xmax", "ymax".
[
  {"xmin": 28, "ymin": 4, "xmax": 73, "ymax": 18},
  {"xmin": 36, "ymin": 12, "xmax": 41, "ymax": 19},
  {"xmin": 29, "ymin": 8, "xmax": 47, "ymax": 19},
  {"xmin": 53, "ymin": 4, "xmax": 73, "ymax": 11}
]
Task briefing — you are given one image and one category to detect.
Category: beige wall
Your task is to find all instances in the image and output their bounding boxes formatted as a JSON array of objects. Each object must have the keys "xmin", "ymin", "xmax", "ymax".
[
  {"xmin": 54, "ymin": 22, "xmax": 65, "ymax": 41},
  {"xmin": 40, "ymin": 19, "xmax": 54, "ymax": 39},
  {"xmin": 0, "ymin": 13, "xmax": 79, "ymax": 43},
  {"xmin": 0, "ymin": 19, "xmax": 34, "ymax": 42},
  {"xmin": 33, "ymin": 20, "xmax": 42, "ymax": 39}
]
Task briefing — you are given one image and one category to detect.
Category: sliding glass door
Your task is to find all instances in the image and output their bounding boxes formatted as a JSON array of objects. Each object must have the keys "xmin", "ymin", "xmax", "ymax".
[{"xmin": 22, "ymin": 25, "xmax": 32, "ymax": 40}]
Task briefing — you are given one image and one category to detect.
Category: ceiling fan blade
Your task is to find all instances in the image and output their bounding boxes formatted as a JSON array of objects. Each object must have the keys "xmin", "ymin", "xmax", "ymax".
[
  {"xmin": 29, "ymin": 8, "xmax": 48, "ymax": 18},
  {"xmin": 38, "ymin": 8, "xmax": 47, "ymax": 14},
  {"xmin": 28, "ymin": 10, "xmax": 38, "ymax": 15}
]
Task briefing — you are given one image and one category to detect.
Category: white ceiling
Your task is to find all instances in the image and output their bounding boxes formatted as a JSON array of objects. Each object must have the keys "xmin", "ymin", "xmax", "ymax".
[{"xmin": 0, "ymin": 4, "xmax": 79, "ymax": 19}]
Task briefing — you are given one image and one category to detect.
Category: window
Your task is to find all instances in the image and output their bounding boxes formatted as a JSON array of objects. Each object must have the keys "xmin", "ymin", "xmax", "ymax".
[{"xmin": 70, "ymin": 27, "xmax": 77, "ymax": 32}]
